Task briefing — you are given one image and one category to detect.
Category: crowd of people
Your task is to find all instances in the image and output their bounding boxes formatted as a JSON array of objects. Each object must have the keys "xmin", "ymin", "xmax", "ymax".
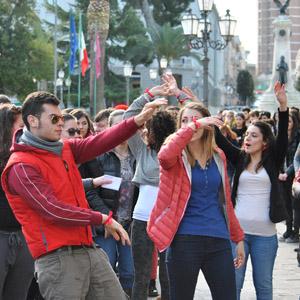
[{"xmin": 0, "ymin": 75, "xmax": 299, "ymax": 300}]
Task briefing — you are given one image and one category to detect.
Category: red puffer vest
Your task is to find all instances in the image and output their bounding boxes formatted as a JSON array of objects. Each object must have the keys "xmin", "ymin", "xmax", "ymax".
[
  {"xmin": 147, "ymin": 127, "xmax": 244, "ymax": 252},
  {"xmin": 1, "ymin": 141, "xmax": 93, "ymax": 258}
]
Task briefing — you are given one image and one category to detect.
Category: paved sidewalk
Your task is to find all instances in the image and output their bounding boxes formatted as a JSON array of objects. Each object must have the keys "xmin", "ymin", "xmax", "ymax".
[{"xmin": 194, "ymin": 223, "xmax": 300, "ymax": 299}]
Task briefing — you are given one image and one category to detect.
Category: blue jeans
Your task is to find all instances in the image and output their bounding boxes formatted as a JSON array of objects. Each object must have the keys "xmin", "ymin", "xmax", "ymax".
[
  {"xmin": 166, "ymin": 235, "xmax": 236, "ymax": 300},
  {"xmin": 95, "ymin": 234, "xmax": 134, "ymax": 290},
  {"xmin": 232, "ymin": 234, "xmax": 278, "ymax": 300}
]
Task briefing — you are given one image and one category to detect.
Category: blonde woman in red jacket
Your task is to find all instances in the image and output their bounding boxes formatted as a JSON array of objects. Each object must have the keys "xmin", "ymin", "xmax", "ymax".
[{"xmin": 148, "ymin": 102, "xmax": 245, "ymax": 300}]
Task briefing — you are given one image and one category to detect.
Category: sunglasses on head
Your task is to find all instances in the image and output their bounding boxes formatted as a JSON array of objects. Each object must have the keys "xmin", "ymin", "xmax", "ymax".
[
  {"xmin": 49, "ymin": 114, "xmax": 64, "ymax": 124},
  {"xmin": 67, "ymin": 128, "xmax": 81, "ymax": 136}
]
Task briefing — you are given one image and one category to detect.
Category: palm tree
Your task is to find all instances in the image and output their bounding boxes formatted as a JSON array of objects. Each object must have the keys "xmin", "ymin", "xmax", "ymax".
[
  {"xmin": 87, "ymin": 0, "xmax": 110, "ymax": 115},
  {"xmin": 149, "ymin": 23, "xmax": 201, "ymax": 74}
]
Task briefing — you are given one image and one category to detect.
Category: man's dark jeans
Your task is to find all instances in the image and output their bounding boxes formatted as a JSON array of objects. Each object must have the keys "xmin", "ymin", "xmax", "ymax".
[{"xmin": 166, "ymin": 235, "xmax": 236, "ymax": 300}]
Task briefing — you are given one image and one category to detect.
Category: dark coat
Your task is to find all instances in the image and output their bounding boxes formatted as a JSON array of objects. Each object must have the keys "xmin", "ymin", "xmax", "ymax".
[{"xmin": 215, "ymin": 109, "xmax": 289, "ymax": 223}]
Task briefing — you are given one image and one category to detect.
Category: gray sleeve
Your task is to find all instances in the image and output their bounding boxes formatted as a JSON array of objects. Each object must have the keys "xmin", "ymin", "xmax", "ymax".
[
  {"xmin": 123, "ymin": 93, "xmax": 151, "ymax": 158},
  {"xmin": 294, "ymin": 143, "xmax": 300, "ymax": 172}
]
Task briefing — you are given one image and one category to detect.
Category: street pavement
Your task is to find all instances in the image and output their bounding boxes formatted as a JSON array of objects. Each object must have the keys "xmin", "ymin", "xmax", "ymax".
[{"xmin": 154, "ymin": 222, "xmax": 300, "ymax": 299}]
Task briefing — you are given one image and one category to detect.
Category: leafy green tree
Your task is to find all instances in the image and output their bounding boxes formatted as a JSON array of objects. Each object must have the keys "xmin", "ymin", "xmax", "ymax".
[
  {"xmin": 0, "ymin": 0, "xmax": 53, "ymax": 99},
  {"xmin": 236, "ymin": 70, "xmax": 255, "ymax": 106}
]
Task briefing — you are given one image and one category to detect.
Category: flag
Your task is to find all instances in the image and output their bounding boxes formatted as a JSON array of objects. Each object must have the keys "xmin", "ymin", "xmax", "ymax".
[
  {"xmin": 95, "ymin": 32, "xmax": 101, "ymax": 78},
  {"xmin": 69, "ymin": 14, "xmax": 78, "ymax": 75},
  {"xmin": 79, "ymin": 28, "xmax": 89, "ymax": 77}
]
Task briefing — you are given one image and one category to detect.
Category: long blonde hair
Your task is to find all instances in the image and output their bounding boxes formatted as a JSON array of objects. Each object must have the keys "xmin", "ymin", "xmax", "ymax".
[{"xmin": 177, "ymin": 102, "xmax": 217, "ymax": 167}]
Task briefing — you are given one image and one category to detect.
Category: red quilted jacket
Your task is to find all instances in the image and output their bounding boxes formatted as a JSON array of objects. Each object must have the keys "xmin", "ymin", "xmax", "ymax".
[{"xmin": 147, "ymin": 127, "xmax": 244, "ymax": 252}]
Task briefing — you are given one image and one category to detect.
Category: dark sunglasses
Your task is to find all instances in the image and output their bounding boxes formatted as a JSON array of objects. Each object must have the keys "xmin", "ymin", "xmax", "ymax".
[
  {"xmin": 49, "ymin": 114, "xmax": 64, "ymax": 124},
  {"xmin": 67, "ymin": 128, "xmax": 81, "ymax": 136}
]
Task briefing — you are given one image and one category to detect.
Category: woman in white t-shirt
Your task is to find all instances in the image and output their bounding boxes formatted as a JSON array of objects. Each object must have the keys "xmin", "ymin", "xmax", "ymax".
[{"xmin": 215, "ymin": 82, "xmax": 289, "ymax": 300}]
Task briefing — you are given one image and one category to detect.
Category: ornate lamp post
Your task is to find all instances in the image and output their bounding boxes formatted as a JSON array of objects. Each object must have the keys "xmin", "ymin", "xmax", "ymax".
[
  {"xmin": 124, "ymin": 61, "xmax": 133, "ymax": 105},
  {"xmin": 181, "ymin": 1, "xmax": 237, "ymax": 107}
]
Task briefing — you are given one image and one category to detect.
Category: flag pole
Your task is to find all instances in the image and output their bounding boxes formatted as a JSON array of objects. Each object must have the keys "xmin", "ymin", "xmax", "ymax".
[
  {"xmin": 94, "ymin": 31, "xmax": 97, "ymax": 117},
  {"xmin": 77, "ymin": 12, "xmax": 82, "ymax": 108}
]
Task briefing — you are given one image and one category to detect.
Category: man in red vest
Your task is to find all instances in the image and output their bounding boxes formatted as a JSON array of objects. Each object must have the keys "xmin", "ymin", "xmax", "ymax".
[{"xmin": 1, "ymin": 91, "xmax": 164, "ymax": 300}]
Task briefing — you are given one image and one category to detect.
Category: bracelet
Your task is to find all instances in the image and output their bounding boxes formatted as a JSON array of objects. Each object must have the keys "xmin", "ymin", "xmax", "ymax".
[
  {"xmin": 103, "ymin": 211, "xmax": 113, "ymax": 225},
  {"xmin": 192, "ymin": 117, "xmax": 201, "ymax": 129},
  {"xmin": 144, "ymin": 88, "xmax": 154, "ymax": 98}
]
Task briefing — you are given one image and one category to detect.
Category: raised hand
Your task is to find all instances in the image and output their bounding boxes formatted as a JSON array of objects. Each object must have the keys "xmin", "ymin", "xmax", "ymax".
[
  {"xmin": 162, "ymin": 73, "xmax": 181, "ymax": 96},
  {"xmin": 182, "ymin": 87, "xmax": 202, "ymax": 103},
  {"xmin": 149, "ymin": 83, "xmax": 170, "ymax": 97},
  {"xmin": 274, "ymin": 81, "xmax": 287, "ymax": 111},
  {"xmin": 134, "ymin": 98, "xmax": 168, "ymax": 127},
  {"xmin": 194, "ymin": 116, "xmax": 224, "ymax": 130}
]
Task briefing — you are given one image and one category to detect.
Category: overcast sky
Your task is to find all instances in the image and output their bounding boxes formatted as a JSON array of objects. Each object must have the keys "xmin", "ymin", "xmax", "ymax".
[{"xmin": 214, "ymin": 0, "xmax": 258, "ymax": 64}]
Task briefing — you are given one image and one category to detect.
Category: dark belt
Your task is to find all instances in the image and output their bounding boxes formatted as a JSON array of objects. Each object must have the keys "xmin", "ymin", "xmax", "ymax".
[{"xmin": 39, "ymin": 243, "xmax": 97, "ymax": 258}]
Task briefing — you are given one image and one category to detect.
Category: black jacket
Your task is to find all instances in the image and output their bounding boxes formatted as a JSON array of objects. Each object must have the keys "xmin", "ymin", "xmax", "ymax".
[
  {"xmin": 215, "ymin": 109, "xmax": 289, "ymax": 223},
  {"xmin": 79, "ymin": 152, "xmax": 138, "ymax": 217}
]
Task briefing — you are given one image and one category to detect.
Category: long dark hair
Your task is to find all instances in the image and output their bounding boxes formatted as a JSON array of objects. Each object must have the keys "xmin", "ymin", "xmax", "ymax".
[
  {"xmin": 0, "ymin": 104, "xmax": 22, "ymax": 172},
  {"xmin": 70, "ymin": 108, "xmax": 94, "ymax": 136},
  {"xmin": 244, "ymin": 121, "xmax": 276, "ymax": 172}
]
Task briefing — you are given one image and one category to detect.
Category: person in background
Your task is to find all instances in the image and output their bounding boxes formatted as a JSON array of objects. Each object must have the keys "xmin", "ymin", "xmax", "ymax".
[
  {"xmin": 242, "ymin": 107, "xmax": 251, "ymax": 126},
  {"xmin": 293, "ymin": 142, "xmax": 300, "ymax": 266},
  {"xmin": 61, "ymin": 114, "xmax": 81, "ymax": 140},
  {"xmin": 148, "ymin": 102, "xmax": 244, "ymax": 300},
  {"xmin": 278, "ymin": 111, "xmax": 300, "ymax": 243},
  {"xmin": 249, "ymin": 110, "xmax": 260, "ymax": 124},
  {"xmin": 224, "ymin": 110, "xmax": 236, "ymax": 129},
  {"xmin": 214, "ymin": 82, "xmax": 288, "ymax": 300},
  {"xmin": 0, "ymin": 104, "xmax": 33, "ymax": 300},
  {"xmin": 94, "ymin": 108, "xmax": 115, "ymax": 133},
  {"xmin": 91, "ymin": 109, "xmax": 137, "ymax": 297},
  {"xmin": 0, "ymin": 95, "xmax": 11, "ymax": 105},
  {"xmin": 71, "ymin": 108, "xmax": 94, "ymax": 138},
  {"xmin": 124, "ymin": 82, "xmax": 176, "ymax": 300},
  {"xmin": 260, "ymin": 111, "xmax": 271, "ymax": 121},
  {"xmin": 232, "ymin": 113, "xmax": 247, "ymax": 147}
]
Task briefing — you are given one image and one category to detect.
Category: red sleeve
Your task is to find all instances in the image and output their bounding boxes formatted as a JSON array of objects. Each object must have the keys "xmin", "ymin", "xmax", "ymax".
[
  {"xmin": 69, "ymin": 117, "xmax": 138, "ymax": 164},
  {"xmin": 7, "ymin": 163, "xmax": 103, "ymax": 226},
  {"xmin": 158, "ymin": 127, "xmax": 194, "ymax": 170}
]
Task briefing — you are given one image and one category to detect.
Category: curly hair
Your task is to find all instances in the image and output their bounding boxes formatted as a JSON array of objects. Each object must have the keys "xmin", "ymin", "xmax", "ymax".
[
  {"xmin": 0, "ymin": 104, "xmax": 22, "ymax": 172},
  {"xmin": 146, "ymin": 111, "xmax": 176, "ymax": 153}
]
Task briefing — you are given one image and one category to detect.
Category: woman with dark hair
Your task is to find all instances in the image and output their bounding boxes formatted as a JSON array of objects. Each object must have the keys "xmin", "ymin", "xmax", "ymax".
[
  {"xmin": 0, "ymin": 104, "xmax": 34, "ymax": 300},
  {"xmin": 232, "ymin": 113, "xmax": 247, "ymax": 147},
  {"xmin": 123, "ymin": 85, "xmax": 176, "ymax": 300},
  {"xmin": 70, "ymin": 108, "xmax": 94, "ymax": 138},
  {"xmin": 214, "ymin": 82, "xmax": 288, "ymax": 300},
  {"xmin": 148, "ymin": 102, "xmax": 245, "ymax": 300},
  {"xmin": 278, "ymin": 111, "xmax": 300, "ymax": 243}
]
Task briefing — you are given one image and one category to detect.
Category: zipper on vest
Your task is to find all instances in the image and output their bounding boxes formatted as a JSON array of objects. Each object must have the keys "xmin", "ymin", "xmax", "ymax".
[{"xmin": 63, "ymin": 160, "xmax": 69, "ymax": 172}]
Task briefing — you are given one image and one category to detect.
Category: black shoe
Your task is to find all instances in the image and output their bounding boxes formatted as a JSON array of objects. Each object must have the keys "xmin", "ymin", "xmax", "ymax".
[
  {"xmin": 279, "ymin": 230, "xmax": 293, "ymax": 242},
  {"xmin": 148, "ymin": 279, "xmax": 159, "ymax": 297}
]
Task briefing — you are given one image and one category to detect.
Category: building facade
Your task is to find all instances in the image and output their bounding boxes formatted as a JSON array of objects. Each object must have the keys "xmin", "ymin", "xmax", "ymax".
[{"xmin": 258, "ymin": 0, "xmax": 300, "ymax": 75}]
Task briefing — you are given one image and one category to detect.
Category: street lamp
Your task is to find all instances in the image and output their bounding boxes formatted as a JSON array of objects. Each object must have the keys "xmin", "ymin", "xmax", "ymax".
[
  {"xmin": 57, "ymin": 69, "xmax": 65, "ymax": 103},
  {"xmin": 149, "ymin": 68, "xmax": 158, "ymax": 81},
  {"xmin": 65, "ymin": 77, "xmax": 72, "ymax": 108},
  {"xmin": 124, "ymin": 61, "xmax": 133, "ymax": 105},
  {"xmin": 181, "ymin": 3, "xmax": 237, "ymax": 107},
  {"xmin": 160, "ymin": 57, "xmax": 168, "ymax": 70}
]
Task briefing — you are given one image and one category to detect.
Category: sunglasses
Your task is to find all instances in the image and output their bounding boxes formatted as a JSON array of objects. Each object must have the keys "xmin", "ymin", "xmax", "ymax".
[
  {"xmin": 49, "ymin": 114, "xmax": 64, "ymax": 124},
  {"xmin": 67, "ymin": 128, "xmax": 81, "ymax": 136}
]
